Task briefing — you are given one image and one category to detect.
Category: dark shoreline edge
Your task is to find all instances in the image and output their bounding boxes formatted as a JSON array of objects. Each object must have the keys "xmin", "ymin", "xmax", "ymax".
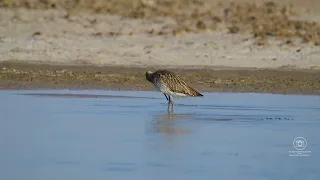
[{"xmin": 1, "ymin": 61, "xmax": 320, "ymax": 95}]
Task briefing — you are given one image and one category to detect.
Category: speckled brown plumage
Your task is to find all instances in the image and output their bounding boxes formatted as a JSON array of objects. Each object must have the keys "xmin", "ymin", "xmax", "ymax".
[{"xmin": 145, "ymin": 69, "xmax": 203, "ymax": 112}]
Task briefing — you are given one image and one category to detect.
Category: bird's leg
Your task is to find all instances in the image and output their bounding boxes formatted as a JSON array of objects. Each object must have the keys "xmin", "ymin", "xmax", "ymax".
[
  {"xmin": 163, "ymin": 93, "xmax": 169, "ymax": 101},
  {"xmin": 167, "ymin": 95, "xmax": 173, "ymax": 113},
  {"xmin": 170, "ymin": 96, "xmax": 174, "ymax": 112},
  {"xmin": 164, "ymin": 94, "xmax": 171, "ymax": 112}
]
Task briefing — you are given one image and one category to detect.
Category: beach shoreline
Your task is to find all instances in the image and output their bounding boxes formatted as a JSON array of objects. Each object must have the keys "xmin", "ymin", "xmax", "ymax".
[
  {"xmin": 1, "ymin": 0, "xmax": 320, "ymax": 95},
  {"xmin": 1, "ymin": 61, "xmax": 319, "ymax": 95}
]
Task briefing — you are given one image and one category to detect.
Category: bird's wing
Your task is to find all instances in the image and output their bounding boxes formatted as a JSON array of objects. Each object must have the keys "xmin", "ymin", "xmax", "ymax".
[{"xmin": 156, "ymin": 71, "xmax": 202, "ymax": 96}]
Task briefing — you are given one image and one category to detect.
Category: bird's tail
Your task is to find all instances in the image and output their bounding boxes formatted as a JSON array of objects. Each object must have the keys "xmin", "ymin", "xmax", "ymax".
[{"xmin": 188, "ymin": 86, "xmax": 203, "ymax": 97}]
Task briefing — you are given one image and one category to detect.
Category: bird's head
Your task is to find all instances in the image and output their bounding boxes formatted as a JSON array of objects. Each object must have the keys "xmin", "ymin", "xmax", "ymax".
[{"xmin": 145, "ymin": 71, "xmax": 153, "ymax": 82}]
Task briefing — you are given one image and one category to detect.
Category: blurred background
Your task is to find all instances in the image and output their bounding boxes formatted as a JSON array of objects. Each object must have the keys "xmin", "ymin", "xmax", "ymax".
[{"xmin": 1, "ymin": 0, "xmax": 320, "ymax": 44}]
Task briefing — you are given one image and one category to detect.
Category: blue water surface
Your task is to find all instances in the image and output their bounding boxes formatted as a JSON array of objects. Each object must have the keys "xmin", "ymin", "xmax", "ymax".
[{"xmin": 0, "ymin": 90, "xmax": 319, "ymax": 180}]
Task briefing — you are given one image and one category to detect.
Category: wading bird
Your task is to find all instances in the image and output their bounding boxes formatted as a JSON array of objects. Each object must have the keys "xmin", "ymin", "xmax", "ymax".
[{"xmin": 145, "ymin": 70, "xmax": 203, "ymax": 112}]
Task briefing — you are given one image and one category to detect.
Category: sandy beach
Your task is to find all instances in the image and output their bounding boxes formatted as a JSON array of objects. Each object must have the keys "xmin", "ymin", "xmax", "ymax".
[{"xmin": 0, "ymin": 0, "xmax": 320, "ymax": 94}]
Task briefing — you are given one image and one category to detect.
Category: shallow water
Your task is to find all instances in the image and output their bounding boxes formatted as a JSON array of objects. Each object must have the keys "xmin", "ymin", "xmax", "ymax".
[{"xmin": 0, "ymin": 90, "xmax": 319, "ymax": 180}]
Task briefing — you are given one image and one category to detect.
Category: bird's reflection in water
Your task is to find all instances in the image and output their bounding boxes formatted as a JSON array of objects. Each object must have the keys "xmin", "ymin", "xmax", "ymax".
[{"xmin": 146, "ymin": 112, "xmax": 195, "ymax": 135}]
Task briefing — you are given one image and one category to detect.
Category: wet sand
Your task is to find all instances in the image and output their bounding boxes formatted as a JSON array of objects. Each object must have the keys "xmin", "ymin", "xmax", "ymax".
[
  {"xmin": 1, "ymin": 0, "xmax": 320, "ymax": 95},
  {"xmin": 1, "ymin": 61, "xmax": 320, "ymax": 95}
]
